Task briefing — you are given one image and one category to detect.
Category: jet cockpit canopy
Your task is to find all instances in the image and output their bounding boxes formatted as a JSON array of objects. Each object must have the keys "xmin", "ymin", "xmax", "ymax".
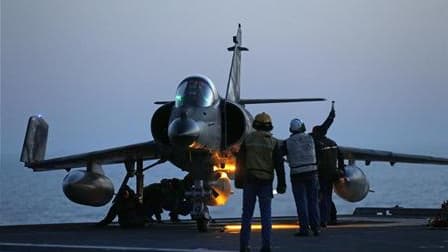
[{"xmin": 175, "ymin": 76, "xmax": 218, "ymax": 108}]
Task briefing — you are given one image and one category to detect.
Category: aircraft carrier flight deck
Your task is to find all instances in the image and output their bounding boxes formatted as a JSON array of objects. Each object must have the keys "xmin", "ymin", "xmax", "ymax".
[{"xmin": 0, "ymin": 208, "xmax": 446, "ymax": 252}]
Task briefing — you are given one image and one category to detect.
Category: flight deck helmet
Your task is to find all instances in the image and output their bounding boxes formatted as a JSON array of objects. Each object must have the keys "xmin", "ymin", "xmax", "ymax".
[
  {"xmin": 253, "ymin": 112, "xmax": 273, "ymax": 131},
  {"xmin": 289, "ymin": 118, "xmax": 306, "ymax": 133}
]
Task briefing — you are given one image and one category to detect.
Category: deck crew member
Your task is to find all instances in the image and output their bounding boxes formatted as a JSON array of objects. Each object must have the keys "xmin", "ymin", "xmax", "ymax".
[
  {"xmin": 311, "ymin": 103, "xmax": 345, "ymax": 226},
  {"xmin": 236, "ymin": 112, "xmax": 286, "ymax": 252},
  {"xmin": 97, "ymin": 185, "xmax": 145, "ymax": 228},
  {"xmin": 285, "ymin": 118, "xmax": 320, "ymax": 236}
]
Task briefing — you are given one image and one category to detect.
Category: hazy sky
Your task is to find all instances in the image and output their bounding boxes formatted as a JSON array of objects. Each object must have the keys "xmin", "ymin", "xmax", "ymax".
[
  {"xmin": 2, "ymin": 0, "xmax": 448, "ymax": 159},
  {"xmin": 1, "ymin": 1, "xmax": 448, "ymax": 223}
]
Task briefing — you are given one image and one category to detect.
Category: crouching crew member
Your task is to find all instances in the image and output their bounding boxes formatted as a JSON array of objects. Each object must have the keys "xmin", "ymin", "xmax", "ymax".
[
  {"xmin": 97, "ymin": 185, "xmax": 146, "ymax": 228},
  {"xmin": 143, "ymin": 182, "xmax": 164, "ymax": 223}
]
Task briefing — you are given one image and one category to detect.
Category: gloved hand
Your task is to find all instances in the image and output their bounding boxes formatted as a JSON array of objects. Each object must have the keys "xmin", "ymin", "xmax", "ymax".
[
  {"xmin": 276, "ymin": 184, "xmax": 286, "ymax": 194},
  {"xmin": 340, "ymin": 176, "xmax": 350, "ymax": 183},
  {"xmin": 329, "ymin": 100, "xmax": 336, "ymax": 118},
  {"xmin": 235, "ymin": 178, "xmax": 245, "ymax": 189},
  {"xmin": 329, "ymin": 107, "xmax": 336, "ymax": 118},
  {"xmin": 338, "ymin": 167, "xmax": 346, "ymax": 177}
]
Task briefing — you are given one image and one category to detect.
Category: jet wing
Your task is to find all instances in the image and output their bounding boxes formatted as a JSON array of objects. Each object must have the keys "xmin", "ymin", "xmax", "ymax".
[
  {"xmin": 26, "ymin": 141, "xmax": 161, "ymax": 171},
  {"xmin": 339, "ymin": 146, "xmax": 448, "ymax": 165},
  {"xmin": 154, "ymin": 98, "xmax": 326, "ymax": 105},
  {"xmin": 239, "ymin": 98, "xmax": 326, "ymax": 105}
]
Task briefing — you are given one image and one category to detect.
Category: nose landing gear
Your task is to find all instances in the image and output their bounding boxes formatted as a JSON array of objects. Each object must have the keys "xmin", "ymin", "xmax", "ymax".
[
  {"xmin": 186, "ymin": 179, "xmax": 211, "ymax": 232},
  {"xmin": 184, "ymin": 150, "xmax": 214, "ymax": 232}
]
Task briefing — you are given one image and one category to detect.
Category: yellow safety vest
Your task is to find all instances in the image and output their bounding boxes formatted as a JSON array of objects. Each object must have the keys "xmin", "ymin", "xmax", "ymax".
[{"xmin": 243, "ymin": 131, "xmax": 277, "ymax": 180}]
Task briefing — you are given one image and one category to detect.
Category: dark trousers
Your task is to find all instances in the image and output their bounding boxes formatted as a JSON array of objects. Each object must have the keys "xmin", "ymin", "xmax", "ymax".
[
  {"xmin": 330, "ymin": 201, "xmax": 337, "ymax": 224},
  {"xmin": 240, "ymin": 182, "xmax": 273, "ymax": 249},
  {"xmin": 291, "ymin": 172, "xmax": 320, "ymax": 233},
  {"xmin": 319, "ymin": 178, "xmax": 333, "ymax": 225}
]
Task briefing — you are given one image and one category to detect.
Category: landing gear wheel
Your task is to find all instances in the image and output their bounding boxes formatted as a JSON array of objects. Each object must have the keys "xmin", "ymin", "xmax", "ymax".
[{"xmin": 196, "ymin": 219, "xmax": 209, "ymax": 232}]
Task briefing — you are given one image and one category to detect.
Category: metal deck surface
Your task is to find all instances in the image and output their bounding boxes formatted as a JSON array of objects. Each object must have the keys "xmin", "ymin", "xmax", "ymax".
[{"xmin": 1, "ymin": 213, "xmax": 447, "ymax": 252}]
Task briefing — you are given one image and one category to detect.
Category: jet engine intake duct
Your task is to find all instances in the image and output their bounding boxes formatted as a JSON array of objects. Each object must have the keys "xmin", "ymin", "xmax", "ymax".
[
  {"xmin": 62, "ymin": 170, "xmax": 114, "ymax": 206},
  {"xmin": 334, "ymin": 165, "xmax": 370, "ymax": 202},
  {"xmin": 151, "ymin": 102, "xmax": 174, "ymax": 144},
  {"xmin": 223, "ymin": 101, "xmax": 247, "ymax": 147}
]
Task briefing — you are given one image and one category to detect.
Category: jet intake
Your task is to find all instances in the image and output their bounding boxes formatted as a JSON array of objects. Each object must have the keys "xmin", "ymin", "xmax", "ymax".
[
  {"xmin": 62, "ymin": 170, "xmax": 114, "ymax": 206},
  {"xmin": 334, "ymin": 165, "xmax": 370, "ymax": 202},
  {"xmin": 151, "ymin": 102, "xmax": 174, "ymax": 144},
  {"xmin": 223, "ymin": 101, "xmax": 247, "ymax": 147}
]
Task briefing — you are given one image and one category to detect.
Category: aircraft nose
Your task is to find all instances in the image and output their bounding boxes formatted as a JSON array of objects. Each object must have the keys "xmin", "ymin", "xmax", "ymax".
[{"xmin": 168, "ymin": 118, "xmax": 200, "ymax": 146}]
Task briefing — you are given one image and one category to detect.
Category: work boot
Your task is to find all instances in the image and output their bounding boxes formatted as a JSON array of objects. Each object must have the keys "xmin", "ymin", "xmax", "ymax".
[
  {"xmin": 294, "ymin": 230, "xmax": 310, "ymax": 237},
  {"xmin": 260, "ymin": 246, "xmax": 271, "ymax": 252},
  {"xmin": 239, "ymin": 246, "xmax": 250, "ymax": 252},
  {"xmin": 311, "ymin": 226, "xmax": 321, "ymax": 236}
]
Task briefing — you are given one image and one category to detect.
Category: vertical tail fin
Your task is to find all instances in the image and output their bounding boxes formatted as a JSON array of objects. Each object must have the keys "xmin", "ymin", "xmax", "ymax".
[
  {"xmin": 20, "ymin": 115, "xmax": 48, "ymax": 165},
  {"xmin": 225, "ymin": 24, "xmax": 248, "ymax": 104}
]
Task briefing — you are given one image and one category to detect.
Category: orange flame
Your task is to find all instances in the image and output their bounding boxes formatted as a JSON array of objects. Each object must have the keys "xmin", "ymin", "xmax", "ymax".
[
  {"xmin": 213, "ymin": 193, "xmax": 228, "ymax": 206},
  {"xmin": 224, "ymin": 224, "xmax": 300, "ymax": 233},
  {"xmin": 212, "ymin": 152, "xmax": 236, "ymax": 177}
]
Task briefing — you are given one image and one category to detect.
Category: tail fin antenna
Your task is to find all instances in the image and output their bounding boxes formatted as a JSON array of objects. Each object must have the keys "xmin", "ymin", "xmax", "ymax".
[
  {"xmin": 225, "ymin": 24, "xmax": 248, "ymax": 103},
  {"xmin": 20, "ymin": 115, "xmax": 48, "ymax": 165}
]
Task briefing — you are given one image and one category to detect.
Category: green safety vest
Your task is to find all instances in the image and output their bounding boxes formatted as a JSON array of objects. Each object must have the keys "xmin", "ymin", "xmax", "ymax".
[{"xmin": 243, "ymin": 131, "xmax": 277, "ymax": 180}]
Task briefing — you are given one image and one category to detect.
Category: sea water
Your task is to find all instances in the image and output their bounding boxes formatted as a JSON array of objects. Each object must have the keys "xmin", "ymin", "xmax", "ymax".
[{"xmin": 1, "ymin": 154, "xmax": 447, "ymax": 225}]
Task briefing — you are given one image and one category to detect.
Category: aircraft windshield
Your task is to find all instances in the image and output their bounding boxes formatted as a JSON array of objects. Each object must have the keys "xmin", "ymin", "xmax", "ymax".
[{"xmin": 175, "ymin": 77, "xmax": 215, "ymax": 107}]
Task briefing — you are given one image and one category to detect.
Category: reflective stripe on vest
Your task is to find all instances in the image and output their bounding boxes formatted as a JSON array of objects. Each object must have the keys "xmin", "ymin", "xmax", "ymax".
[
  {"xmin": 286, "ymin": 133, "xmax": 317, "ymax": 175},
  {"xmin": 321, "ymin": 146, "xmax": 338, "ymax": 151}
]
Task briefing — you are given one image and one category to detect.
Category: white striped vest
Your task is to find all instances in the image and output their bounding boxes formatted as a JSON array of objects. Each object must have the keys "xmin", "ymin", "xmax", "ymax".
[{"xmin": 286, "ymin": 133, "xmax": 317, "ymax": 175}]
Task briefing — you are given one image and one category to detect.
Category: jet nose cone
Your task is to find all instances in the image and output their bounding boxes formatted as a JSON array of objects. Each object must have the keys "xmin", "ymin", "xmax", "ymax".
[{"xmin": 168, "ymin": 118, "xmax": 200, "ymax": 146}]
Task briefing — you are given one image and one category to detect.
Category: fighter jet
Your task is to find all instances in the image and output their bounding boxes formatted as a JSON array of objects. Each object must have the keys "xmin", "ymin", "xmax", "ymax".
[{"xmin": 20, "ymin": 25, "xmax": 448, "ymax": 231}]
